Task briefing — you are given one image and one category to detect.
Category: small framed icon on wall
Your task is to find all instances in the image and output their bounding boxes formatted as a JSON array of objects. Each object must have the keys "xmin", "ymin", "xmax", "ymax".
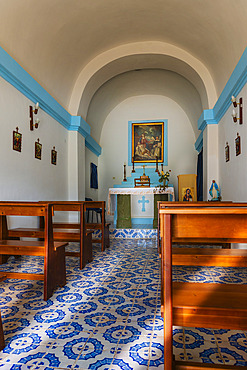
[
  {"xmin": 235, "ymin": 133, "xmax": 241, "ymax": 156},
  {"xmin": 13, "ymin": 127, "xmax": 22, "ymax": 152},
  {"xmin": 225, "ymin": 142, "xmax": 229, "ymax": 162},
  {"xmin": 51, "ymin": 146, "xmax": 57, "ymax": 165},
  {"xmin": 35, "ymin": 138, "xmax": 42, "ymax": 160}
]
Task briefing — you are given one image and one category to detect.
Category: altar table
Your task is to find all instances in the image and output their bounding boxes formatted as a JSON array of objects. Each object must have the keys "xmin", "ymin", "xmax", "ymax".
[{"xmin": 108, "ymin": 187, "xmax": 175, "ymax": 228}]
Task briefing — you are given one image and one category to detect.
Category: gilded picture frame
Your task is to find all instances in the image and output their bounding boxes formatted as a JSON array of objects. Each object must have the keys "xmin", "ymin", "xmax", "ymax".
[
  {"xmin": 51, "ymin": 147, "xmax": 57, "ymax": 165},
  {"xmin": 225, "ymin": 142, "xmax": 230, "ymax": 162},
  {"xmin": 35, "ymin": 139, "xmax": 42, "ymax": 160},
  {"xmin": 131, "ymin": 121, "xmax": 164, "ymax": 163},
  {"xmin": 235, "ymin": 133, "xmax": 241, "ymax": 156},
  {"xmin": 13, "ymin": 127, "xmax": 22, "ymax": 152}
]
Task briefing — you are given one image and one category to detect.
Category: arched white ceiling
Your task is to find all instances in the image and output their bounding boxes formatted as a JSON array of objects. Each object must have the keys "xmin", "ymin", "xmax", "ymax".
[
  {"xmin": 86, "ymin": 69, "xmax": 203, "ymax": 143},
  {"xmin": 72, "ymin": 42, "xmax": 217, "ymax": 118},
  {"xmin": 0, "ymin": 0, "xmax": 246, "ymax": 113}
]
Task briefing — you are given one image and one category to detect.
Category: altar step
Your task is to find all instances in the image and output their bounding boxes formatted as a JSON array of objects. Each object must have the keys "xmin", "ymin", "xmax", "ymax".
[{"xmin": 93, "ymin": 227, "xmax": 157, "ymax": 240}]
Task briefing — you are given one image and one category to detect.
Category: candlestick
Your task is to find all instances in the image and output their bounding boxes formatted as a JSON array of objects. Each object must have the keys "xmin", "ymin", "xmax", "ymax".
[
  {"xmin": 132, "ymin": 157, "xmax": 135, "ymax": 173},
  {"xmin": 123, "ymin": 164, "xmax": 127, "ymax": 181},
  {"xmin": 161, "ymin": 163, "xmax": 163, "ymax": 172},
  {"xmin": 155, "ymin": 156, "xmax": 159, "ymax": 172}
]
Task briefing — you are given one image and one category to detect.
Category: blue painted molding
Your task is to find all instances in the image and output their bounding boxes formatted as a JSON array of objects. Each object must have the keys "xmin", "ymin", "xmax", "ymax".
[
  {"xmin": 214, "ymin": 47, "xmax": 247, "ymax": 123},
  {"xmin": 195, "ymin": 47, "xmax": 247, "ymax": 151},
  {"xmin": 0, "ymin": 45, "xmax": 102, "ymax": 153},
  {"xmin": 195, "ymin": 131, "xmax": 203, "ymax": 153},
  {"xmin": 69, "ymin": 116, "xmax": 90, "ymax": 138},
  {"xmin": 128, "ymin": 119, "xmax": 168, "ymax": 166},
  {"xmin": 197, "ymin": 109, "xmax": 217, "ymax": 132},
  {"xmin": 85, "ymin": 135, "xmax": 102, "ymax": 157}
]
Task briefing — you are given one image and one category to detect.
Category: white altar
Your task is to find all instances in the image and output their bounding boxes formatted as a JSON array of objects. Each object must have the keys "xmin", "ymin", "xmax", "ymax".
[{"xmin": 108, "ymin": 186, "xmax": 175, "ymax": 226}]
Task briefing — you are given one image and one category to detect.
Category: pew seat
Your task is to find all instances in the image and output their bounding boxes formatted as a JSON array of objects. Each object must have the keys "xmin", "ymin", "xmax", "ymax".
[
  {"xmin": 0, "ymin": 202, "xmax": 67, "ymax": 301},
  {"xmin": 159, "ymin": 202, "xmax": 247, "ymax": 370},
  {"xmin": 0, "ymin": 274, "xmax": 6, "ymax": 351}
]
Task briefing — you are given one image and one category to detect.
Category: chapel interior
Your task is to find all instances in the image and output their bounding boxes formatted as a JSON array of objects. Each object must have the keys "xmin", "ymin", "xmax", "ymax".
[{"xmin": 0, "ymin": 1, "xmax": 247, "ymax": 369}]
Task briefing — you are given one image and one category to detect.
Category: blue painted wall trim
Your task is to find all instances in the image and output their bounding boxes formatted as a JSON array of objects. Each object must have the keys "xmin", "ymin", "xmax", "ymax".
[
  {"xmin": 214, "ymin": 47, "xmax": 247, "ymax": 123},
  {"xmin": 195, "ymin": 131, "xmax": 203, "ymax": 153},
  {"xmin": 0, "ymin": 45, "xmax": 102, "ymax": 153},
  {"xmin": 69, "ymin": 116, "xmax": 90, "ymax": 138},
  {"xmin": 197, "ymin": 109, "xmax": 217, "ymax": 132},
  {"xmin": 128, "ymin": 119, "xmax": 168, "ymax": 166},
  {"xmin": 85, "ymin": 135, "xmax": 102, "ymax": 157},
  {"xmin": 195, "ymin": 47, "xmax": 247, "ymax": 152}
]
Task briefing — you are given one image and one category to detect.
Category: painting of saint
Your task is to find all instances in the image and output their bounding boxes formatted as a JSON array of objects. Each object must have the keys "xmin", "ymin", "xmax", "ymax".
[
  {"xmin": 13, "ymin": 128, "xmax": 22, "ymax": 152},
  {"xmin": 51, "ymin": 147, "xmax": 57, "ymax": 165},
  {"xmin": 35, "ymin": 139, "xmax": 42, "ymax": 160},
  {"xmin": 182, "ymin": 187, "xmax": 194, "ymax": 201},
  {"xmin": 132, "ymin": 122, "xmax": 164, "ymax": 163}
]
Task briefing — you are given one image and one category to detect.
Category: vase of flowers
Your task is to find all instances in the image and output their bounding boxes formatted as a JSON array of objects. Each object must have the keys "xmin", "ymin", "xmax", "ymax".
[{"xmin": 159, "ymin": 170, "xmax": 171, "ymax": 190}]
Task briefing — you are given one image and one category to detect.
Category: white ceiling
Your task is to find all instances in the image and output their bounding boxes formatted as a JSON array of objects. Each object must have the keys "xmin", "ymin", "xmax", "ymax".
[{"xmin": 0, "ymin": 0, "xmax": 246, "ymax": 112}]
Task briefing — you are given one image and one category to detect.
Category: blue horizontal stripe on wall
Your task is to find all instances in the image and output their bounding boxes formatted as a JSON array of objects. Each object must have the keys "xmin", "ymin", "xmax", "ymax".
[
  {"xmin": 213, "ymin": 47, "xmax": 247, "ymax": 123},
  {"xmin": 70, "ymin": 116, "xmax": 90, "ymax": 138},
  {"xmin": 195, "ymin": 47, "xmax": 247, "ymax": 150},
  {"xmin": 85, "ymin": 135, "xmax": 102, "ymax": 157},
  {"xmin": 195, "ymin": 131, "xmax": 203, "ymax": 153},
  {"xmin": 0, "ymin": 45, "xmax": 101, "ymax": 154}
]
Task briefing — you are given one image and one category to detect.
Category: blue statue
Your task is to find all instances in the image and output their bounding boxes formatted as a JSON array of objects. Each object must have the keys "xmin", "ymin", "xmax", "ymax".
[{"xmin": 209, "ymin": 180, "xmax": 221, "ymax": 201}]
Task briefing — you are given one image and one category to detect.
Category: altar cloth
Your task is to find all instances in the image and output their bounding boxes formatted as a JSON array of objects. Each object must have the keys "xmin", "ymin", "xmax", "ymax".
[{"xmin": 107, "ymin": 186, "xmax": 175, "ymax": 215}]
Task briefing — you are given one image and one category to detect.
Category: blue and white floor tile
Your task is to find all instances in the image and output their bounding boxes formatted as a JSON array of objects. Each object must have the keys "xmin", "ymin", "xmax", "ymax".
[{"xmin": 0, "ymin": 239, "xmax": 247, "ymax": 369}]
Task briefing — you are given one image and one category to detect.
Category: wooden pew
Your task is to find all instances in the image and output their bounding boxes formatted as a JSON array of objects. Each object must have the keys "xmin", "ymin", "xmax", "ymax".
[
  {"xmin": 0, "ymin": 274, "xmax": 6, "ymax": 351},
  {"xmin": 0, "ymin": 202, "xmax": 67, "ymax": 301},
  {"xmin": 157, "ymin": 201, "xmax": 233, "ymax": 254},
  {"xmin": 52, "ymin": 201, "xmax": 110, "ymax": 252},
  {"xmin": 159, "ymin": 203, "xmax": 247, "ymax": 370},
  {"xmin": 8, "ymin": 202, "xmax": 92, "ymax": 270}
]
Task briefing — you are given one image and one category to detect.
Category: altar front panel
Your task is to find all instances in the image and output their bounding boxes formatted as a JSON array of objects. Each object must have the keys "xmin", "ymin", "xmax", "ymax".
[
  {"xmin": 131, "ymin": 194, "xmax": 153, "ymax": 219},
  {"xmin": 108, "ymin": 187, "xmax": 175, "ymax": 228}
]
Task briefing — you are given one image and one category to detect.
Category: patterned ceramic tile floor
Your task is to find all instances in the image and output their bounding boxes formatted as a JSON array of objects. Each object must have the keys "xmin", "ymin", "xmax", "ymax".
[{"xmin": 0, "ymin": 239, "xmax": 246, "ymax": 369}]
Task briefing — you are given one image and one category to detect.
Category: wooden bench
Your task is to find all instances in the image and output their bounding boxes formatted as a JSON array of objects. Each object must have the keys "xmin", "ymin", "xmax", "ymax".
[
  {"xmin": 52, "ymin": 201, "xmax": 110, "ymax": 252},
  {"xmin": 157, "ymin": 201, "xmax": 233, "ymax": 254},
  {"xmin": 0, "ymin": 202, "xmax": 67, "ymax": 301},
  {"xmin": 159, "ymin": 203, "xmax": 247, "ymax": 370},
  {"xmin": 0, "ymin": 274, "xmax": 6, "ymax": 351},
  {"xmin": 8, "ymin": 202, "xmax": 93, "ymax": 270}
]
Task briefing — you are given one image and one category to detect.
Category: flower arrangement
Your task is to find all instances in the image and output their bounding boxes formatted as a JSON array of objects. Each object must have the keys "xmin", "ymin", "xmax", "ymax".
[{"xmin": 158, "ymin": 169, "xmax": 171, "ymax": 190}]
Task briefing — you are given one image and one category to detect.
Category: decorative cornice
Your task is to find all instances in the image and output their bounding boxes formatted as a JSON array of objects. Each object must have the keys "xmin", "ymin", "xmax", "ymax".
[
  {"xmin": 0, "ymin": 45, "xmax": 101, "ymax": 155},
  {"xmin": 196, "ymin": 47, "xmax": 247, "ymax": 151},
  {"xmin": 85, "ymin": 135, "xmax": 102, "ymax": 157},
  {"xmin": 69, "ymin": 116, "xmax": 90, "ymax": 138},
  {"xmin": 195, "ymin": 131, "xmax": 203, "ymax": 153},
  {"xmin": 213, "ymin": 48, "xmax": 247, "ymax": 123},
  {"xmin": 198, "ymin": 109, "xmax": 217, "ymax": 132}
]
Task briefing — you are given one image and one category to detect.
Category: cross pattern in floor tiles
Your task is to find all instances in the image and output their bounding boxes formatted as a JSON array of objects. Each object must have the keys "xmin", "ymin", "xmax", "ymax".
[{"xmin": 0, "ymin": 239, "xmax": 246, "ymax": 369}]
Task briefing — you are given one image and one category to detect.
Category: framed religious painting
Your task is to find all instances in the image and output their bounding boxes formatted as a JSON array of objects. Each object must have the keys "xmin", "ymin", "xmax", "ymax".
[
  {"xmin": 225, "ymin": 142, "xmax": 230, "ymax": 162},
  {"xmin": 35, "ymin": 138, "xmax": 42, "ymax": 160},
  {"xmin": 13, "ymin": 127, "xmax": 22, "ymax": 152},
  {"xmin": 51, "ymin": 146, "xmax": 57, "ymax": 165},
  {"xmin": 235, "ymin": 133, "xmax": 241, "ymax": 156},
  {"xmin": 131, "ymin": 121, "xmax": 165, "ymax": 163}
]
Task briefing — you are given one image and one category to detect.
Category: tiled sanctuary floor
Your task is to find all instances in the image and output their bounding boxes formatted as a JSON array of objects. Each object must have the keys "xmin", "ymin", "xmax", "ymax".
[{"xmin": 0, "ymin": 239, "xmax": 247, "ymax": 369}]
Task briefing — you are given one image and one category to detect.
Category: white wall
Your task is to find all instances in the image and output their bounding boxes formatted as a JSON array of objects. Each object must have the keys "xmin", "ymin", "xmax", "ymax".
[
  {"xmin": 0, "ymin": 77, "xmax": 70, "ymax": 226},
  {"xmin": 0, "ymin": 77, "xmax": 69, "ymax": 202},
  {"xmin": 85, "ymin": 148, "xmax": 99, "ymax": 200},
  {"xmin": 98, "ymin": 94, "xmax": 197, "ymax": 210},
  {"xmin": 218, "ymin": 85, "xmax": 247, "ymax": 201}
]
